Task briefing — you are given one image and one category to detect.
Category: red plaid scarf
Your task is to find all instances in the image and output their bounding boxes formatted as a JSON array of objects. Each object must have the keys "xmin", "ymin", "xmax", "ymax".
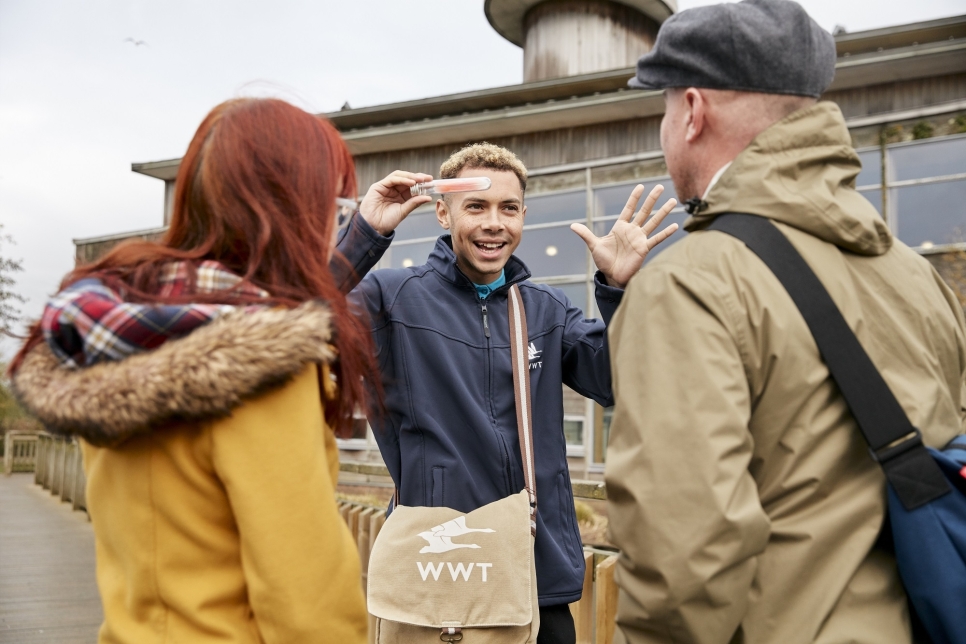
[{"xmin": 42, "ymin": 261, "xmax": 268, "ymax": 368}]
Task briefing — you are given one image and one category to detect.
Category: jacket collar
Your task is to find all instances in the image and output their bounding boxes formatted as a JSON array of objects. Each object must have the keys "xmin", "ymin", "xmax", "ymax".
[
  {"xmin": 13, "ymin": 302, "xmax": 335, "ymax": 446},
  {"xmin": 427, "ymin": 235, "xmax": 532, "ymax": 293}
]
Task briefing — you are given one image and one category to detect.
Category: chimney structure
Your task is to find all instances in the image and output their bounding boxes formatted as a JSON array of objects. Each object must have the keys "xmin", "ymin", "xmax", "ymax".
[{"xmin": 485, "ymin": 0, "xmax": 677, "ymax": 82}]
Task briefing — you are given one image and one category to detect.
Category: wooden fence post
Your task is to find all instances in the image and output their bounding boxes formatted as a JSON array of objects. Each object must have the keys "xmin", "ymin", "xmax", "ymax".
[
  {"xmin": 347, "ymin": 505, "xmax": 364, "ymax": 544},
  {"xmin": 34, "ymin": 434, "xmax": 47, "ymax": 484},
  {"xmin": 44, "ymin": 435, "xmax": 57, "ymax": 489},
  {"xmin": 368, "ymin": 512, "xmax": 386, "ymax": 556},
  {"xmin": 61, "ymin": 441, "xmax": 77, "ymax": 503},
  {"xmin": 594, "ymin": 555, "xmax": 619, "ymax": 644},
  {"xmin": 3, "ymin": 432, "xmax": 12, "ymax": 476},
  {"xmin": 357, "ymin": 508, "xmax": 378, "ymax": 578},
  {"xmin": 22, "ymin": 435, "xmax": 38, "ymax": 473},
  {"xmin": 365, "ymin": 509, "xmax": 386, "ymax": 644},
  {"xmin": 570, "ymin": 550, "xmax": 595, "ymax": 643},
  {"xmin": 71, "ymin": 445, "xmax": 88, "ymax": 512},
  {"xmin": 51, "ymin": 437, "xmax": 67, "ymax": 497}
]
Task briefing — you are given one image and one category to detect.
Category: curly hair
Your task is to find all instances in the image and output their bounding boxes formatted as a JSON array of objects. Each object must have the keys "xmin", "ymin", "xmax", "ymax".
[{"xmin": 439, "ymin": 142, "xmax": 527, "ymax": 191}]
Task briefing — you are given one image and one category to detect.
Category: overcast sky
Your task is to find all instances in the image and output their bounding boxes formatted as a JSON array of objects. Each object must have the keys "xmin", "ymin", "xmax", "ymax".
[{"xmin": 1, "ymin": 0, "xmax": 964, "ymax": 359}]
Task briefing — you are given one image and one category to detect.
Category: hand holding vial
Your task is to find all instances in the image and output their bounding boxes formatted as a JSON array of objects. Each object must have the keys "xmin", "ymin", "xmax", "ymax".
[
  {"xmin": 360, "ymin": 173, "xmax": 494, "ymax": 236},
  {"xmin": 359, "ymin": 170, "xmax": 435, "ymax": 236}
]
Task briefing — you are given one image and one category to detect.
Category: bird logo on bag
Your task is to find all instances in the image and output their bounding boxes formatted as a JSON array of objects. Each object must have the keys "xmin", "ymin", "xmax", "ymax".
[{"xmin": 417, "ymin": 516, "xmax": 495, "ymax": 553}]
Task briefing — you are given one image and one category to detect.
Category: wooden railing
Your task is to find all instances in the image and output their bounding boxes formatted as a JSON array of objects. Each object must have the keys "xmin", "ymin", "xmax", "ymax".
[
  {"xmin": 33, "ymin": 433, "xmax": 88, "ymax": 512},
  {"xmin": 3, "ymin": 431, "xmax": 39, "ymax": 475},
  {"xmin": 340, "ymin": 459, "xmax": 608, "ymax": 501}
]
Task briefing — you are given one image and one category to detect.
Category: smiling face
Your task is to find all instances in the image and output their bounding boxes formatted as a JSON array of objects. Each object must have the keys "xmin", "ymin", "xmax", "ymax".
[{"xmin": 436, "ymin": 168, "xmax": 526, "ymax": 285}]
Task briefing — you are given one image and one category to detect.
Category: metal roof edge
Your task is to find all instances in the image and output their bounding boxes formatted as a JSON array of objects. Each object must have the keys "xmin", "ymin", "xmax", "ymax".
[
  {"xmin": 131, "ymin": 159, "xmax": 181, "ymax": 181},
  {"xmin": 835, "ymin": 14, "xmax": 966, "ymax": 45},
  {"xmin": 74, "ymin": 226, "xmax": 169, "ymax": 246},
  {"xmin": 327, "ymin": 67, "xmax": 637, "ymax": 131}
]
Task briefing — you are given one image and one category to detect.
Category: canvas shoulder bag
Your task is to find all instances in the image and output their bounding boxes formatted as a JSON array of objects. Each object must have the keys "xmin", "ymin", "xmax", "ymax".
[
  {"xmin": 367, "ymin": 283, "xmax": 540, "ymax": 643},
  {"xmin": 710, "ymin": 213, "xmax": 966, "ymax": 644}
]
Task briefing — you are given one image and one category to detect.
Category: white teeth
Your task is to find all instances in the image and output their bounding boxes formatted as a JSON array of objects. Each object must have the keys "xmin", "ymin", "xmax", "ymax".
[{"xmin": 477, "ymin": 242, "xmax": 503, "ymax": 250}]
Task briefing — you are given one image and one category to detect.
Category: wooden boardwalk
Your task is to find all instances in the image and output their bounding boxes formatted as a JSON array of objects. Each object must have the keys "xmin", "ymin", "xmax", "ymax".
[{"xmin": 0, "ymin": 473, "xmax": 101, "ymax": 643}]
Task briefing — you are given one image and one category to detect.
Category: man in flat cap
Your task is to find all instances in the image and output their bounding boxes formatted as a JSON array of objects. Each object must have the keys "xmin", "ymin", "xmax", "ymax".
[{"xmin": 605, "ymin": 1, "xmax": 966, "ymax": 643}]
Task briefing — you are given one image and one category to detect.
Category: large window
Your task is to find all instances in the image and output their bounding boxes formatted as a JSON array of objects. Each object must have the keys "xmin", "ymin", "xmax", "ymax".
[{"xmin": 856, "ymin": 134, "xmax": 966, "ymax": 248}]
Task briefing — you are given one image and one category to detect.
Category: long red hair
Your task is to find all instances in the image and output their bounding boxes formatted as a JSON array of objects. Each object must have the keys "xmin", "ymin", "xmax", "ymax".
[{"xmin": 13, "ymin": 98, "xmax": 378, "ymax": 437}]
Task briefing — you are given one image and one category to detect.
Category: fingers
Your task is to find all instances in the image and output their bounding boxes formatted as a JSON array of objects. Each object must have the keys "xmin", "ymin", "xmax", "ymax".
[
  {"xmin": 398, "ymin": 195, "xmax": 433, "ymax": 218},
  {"xmin": 642, "ymin": 198, "xmax": 678, "ymax": 235},
  {"xmin": 645, "ymin": 223, "xmax": 680, "ymax": 250},
  {"xmin": 570, "ymin": 223, "xmax": 597, "ymax": 249},
  {"xmin": 618, "ymin": 185, "xmax": 646, "ymax": 223},
  {"xmin": 371, "ymin": 170, "xmax": 434, "ymax": 196},
  {"xmin": 631, "ymin": 184, "xmax": 665, "ymax": 226}
]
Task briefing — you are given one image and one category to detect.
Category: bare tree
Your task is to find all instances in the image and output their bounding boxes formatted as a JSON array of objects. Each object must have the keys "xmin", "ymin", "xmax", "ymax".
[{"xmin": 0, "ymin": 223, "xmax": 25, "ymax": 337}]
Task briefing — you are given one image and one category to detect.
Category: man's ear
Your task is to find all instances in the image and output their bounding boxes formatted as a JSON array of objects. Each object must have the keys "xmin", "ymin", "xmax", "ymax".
[
  {"xmin": 684, "ymin": 88, "xmax": 706, "ymax": 144},
  {"xmin": 435, "ymin": 197, "xmax": 451, "ymax": 230}
]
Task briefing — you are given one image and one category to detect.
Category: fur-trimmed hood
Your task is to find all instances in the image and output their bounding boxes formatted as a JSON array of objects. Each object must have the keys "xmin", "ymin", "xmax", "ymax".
[{"xmin": 13, "ymin": 302, "xmax": 335, "ymax": 446}]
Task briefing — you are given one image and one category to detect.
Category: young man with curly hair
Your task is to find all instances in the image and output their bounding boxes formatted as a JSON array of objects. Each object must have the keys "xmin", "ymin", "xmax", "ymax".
[{"xmin": 335, "ymin": 143, "xmax": 676, "ymax": 644}]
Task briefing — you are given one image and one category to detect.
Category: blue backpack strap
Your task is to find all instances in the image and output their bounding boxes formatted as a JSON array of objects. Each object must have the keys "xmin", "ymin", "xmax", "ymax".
[{"xmin": 707, "ymin": 213, "xmax": 951, "ymax": 510}]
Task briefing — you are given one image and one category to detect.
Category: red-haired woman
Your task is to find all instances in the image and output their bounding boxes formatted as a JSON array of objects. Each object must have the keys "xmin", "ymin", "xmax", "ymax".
[{"xmin": 10, "ymin": 98, "xmax": 388, "ymax": 643}]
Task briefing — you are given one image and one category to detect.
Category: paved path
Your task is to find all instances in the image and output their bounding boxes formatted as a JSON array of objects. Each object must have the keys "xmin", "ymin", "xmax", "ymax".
[{"xmin": 0, "ymin": 473, "xmax": 101, "ymax": 643}]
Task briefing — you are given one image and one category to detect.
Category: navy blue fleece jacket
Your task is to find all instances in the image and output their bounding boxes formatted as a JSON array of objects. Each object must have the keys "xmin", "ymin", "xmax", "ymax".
[{"xmin": 335, "ymin": 215, "xmax": 622, "ymax": 606}]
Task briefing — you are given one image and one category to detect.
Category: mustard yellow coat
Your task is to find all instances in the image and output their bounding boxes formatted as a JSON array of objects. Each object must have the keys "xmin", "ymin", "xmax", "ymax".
[{"xmin": 14, "ymin": 303, "xmax": 368, "ymax": 644}]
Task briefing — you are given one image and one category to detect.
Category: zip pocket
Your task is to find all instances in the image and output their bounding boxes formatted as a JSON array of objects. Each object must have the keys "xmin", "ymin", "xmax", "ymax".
[
  {"xmin": 496, "ymin": 433, "xmax": 514, "ymax": 496},
  {"xmin": 431, "ymin": 466, "xmax": 445, "ymax": 507}
]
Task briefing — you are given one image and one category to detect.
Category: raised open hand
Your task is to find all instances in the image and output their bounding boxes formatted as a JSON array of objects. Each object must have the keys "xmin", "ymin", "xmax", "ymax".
[
  {"xmin": 359, "ymin": 170, "xmax": 435, "ymax": 236},
  {"xmin": 570, "ymin": 184, "xmax": 679, "ymax": 289}
]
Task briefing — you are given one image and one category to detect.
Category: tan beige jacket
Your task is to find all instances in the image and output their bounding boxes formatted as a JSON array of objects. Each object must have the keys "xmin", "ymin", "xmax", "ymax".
[
  {"xmin": 605, "ymin": 102, "xmax": 966, "ymax": 644},
  {"xmin": 14, "ymin": 304, "xmax": 368, "ymax": 644}
]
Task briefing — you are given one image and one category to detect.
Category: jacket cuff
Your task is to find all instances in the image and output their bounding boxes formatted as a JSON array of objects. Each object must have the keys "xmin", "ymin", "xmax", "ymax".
[
  {"xmin": 333, "ymin": 214, "xmax": 394, "ymax": 293},
  {"xmin": 594, "ymin": 271, "xmax": 624, "ymax": 325}
]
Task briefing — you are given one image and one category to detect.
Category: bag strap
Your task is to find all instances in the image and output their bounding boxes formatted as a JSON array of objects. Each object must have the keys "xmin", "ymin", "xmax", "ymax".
[
  {"xmin": 508, "ymin": 284, "xmax": 538, "ymax": 535},
  {"xmin": 708, "ymin": 213, "xmax": 951, "ymax": 511}
]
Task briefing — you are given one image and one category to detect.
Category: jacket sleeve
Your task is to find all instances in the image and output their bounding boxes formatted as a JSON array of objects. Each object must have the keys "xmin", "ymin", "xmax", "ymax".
[
  {"xmin": 558, "ymin": 272, "xmax": 623, "ymax": 407},
  {"xmin": 210, "ymin": 366, "xmax": 368, "ymax": 644},
  {"xmin": 331, "ymin": 213, "xmax": 393, "ymax": 294},
  {"xmin": 605, "ymin": 265, "xmax": 771, "ymax": 644},
  {"xmin": 333, "ymin": 214, "xmax": 400, "ymax": 483}
]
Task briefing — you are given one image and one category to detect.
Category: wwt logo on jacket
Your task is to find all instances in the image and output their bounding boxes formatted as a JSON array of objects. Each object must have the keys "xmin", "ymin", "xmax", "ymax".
[{"xmin": 528, "ymin": 342, "xmax": 542, "ymax": 370}]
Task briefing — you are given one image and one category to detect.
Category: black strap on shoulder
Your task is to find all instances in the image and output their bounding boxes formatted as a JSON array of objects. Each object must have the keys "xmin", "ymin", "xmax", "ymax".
[{"xmin": 709, "ymin": 213, "xmax": 950, "ymax": 510}]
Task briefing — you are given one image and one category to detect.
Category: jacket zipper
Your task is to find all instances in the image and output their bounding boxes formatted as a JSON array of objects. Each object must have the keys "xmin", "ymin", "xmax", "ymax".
[
  {"xmin": 479, "ymin": 291, "xmax": 512, "ymax": 493},
  {"xmin": 480, "ymin": 300, "xmax": 490, "ymax": 338}
]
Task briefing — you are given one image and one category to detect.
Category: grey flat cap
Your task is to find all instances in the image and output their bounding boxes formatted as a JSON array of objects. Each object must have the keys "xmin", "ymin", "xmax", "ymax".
[{"xmin": 629, "ymin": 0, "xmax": 836, "ymax": 97}]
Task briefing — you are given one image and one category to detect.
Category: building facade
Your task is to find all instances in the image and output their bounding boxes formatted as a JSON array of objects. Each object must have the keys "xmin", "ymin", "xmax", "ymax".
[{"xmin": 77, "ymin": 3, "xmax": 966, "ymax": 476}]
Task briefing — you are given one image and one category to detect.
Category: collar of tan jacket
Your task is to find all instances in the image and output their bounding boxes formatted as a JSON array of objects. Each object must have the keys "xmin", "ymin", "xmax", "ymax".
[
  {"xmin": 686, "ymin": 101, "xmax": 893, "ymax": 257},
  {"xmin": 13, "ymin": 302, "xmax": 335, "ymax": 447},
  {"xmin": 702, "ymin": 162, "xmax": 732, "ymax": 200}
]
